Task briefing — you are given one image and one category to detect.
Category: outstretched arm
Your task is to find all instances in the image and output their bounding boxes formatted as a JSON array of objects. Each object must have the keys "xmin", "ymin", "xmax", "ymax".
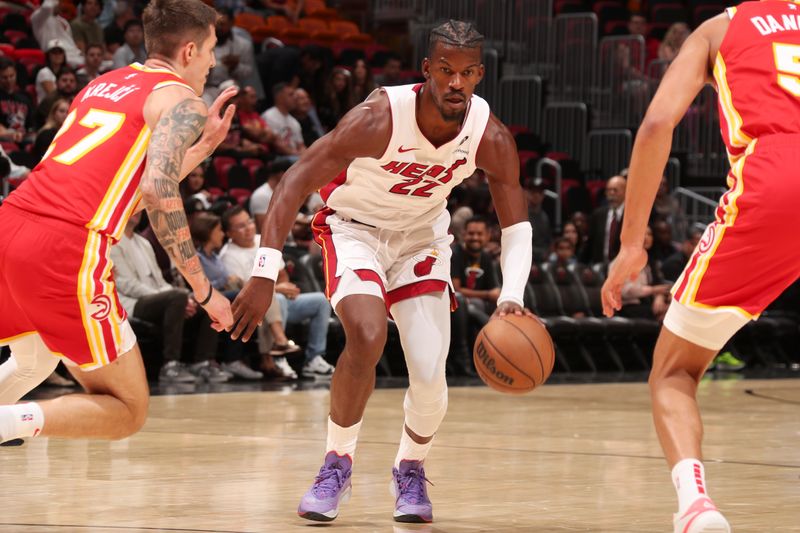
[
  {"xmin": 230, "ymin": 89, "xmax": 392, "ymax": 341},
  {"xmin": 140, "ymin": 87, "xmax": 233, "ymax": 330},
  {"xmin": 602, "ymin": 16, "xmax": 724, "ymax": 317},
  {"xmin": 477, "ymin": 114, "xmax": 533, "ymax": 317}
]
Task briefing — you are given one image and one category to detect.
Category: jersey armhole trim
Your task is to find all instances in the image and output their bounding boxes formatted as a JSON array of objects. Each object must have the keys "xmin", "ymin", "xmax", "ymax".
[
  {"xmin": 726, "ymin": 6, "xmax": 737, "ymax": 19},
  {"xmin": 375, "ymin": 88, "xmax": 394, "ymax": 161}
]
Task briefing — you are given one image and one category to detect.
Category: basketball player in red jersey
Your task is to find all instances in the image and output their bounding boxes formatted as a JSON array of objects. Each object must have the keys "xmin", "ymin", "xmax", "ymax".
[
  {"xmin": 231, "ymin": 21, "xmax": 534, "ymax": 523},
  {"xmin": 601, "ymin": 3, "xmax": 800, "ymax": 531},
  {"xmin": 0, "ymin": 0, "xmax": 235, "ymax": 444}
]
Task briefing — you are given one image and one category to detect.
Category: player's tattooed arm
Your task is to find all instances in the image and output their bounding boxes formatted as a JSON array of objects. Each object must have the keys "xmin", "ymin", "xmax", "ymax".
[{"xmin": 140, "ymin": 97, "xmax": 209, "ymax": 293}]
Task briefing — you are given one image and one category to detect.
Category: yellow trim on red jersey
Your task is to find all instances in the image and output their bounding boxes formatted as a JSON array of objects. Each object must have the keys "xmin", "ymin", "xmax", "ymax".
[
  {"xmin": 111, "ymin": 189, "xmax": 143, "ymax": 241},
  {"xmin": 0, "ymin": 331, "xmax": 37, "ymax": 345},
  {"xmin": 87, "ymin": 125, "xmax": 151, "ymax": 234},
  {"xmin": 77, "ymin": 231, "xmax": 106, "ymax": 369},
  {"xmin": 153, "ymin": 80, "xmax": 195, "ymax": 93},
  {"xmin": 714, "ymin": 52, "xmax": 753, "ymax": 164},
  {"xmin": 677, "ymin": 140, "xmax": 757, "ymax": 320}
]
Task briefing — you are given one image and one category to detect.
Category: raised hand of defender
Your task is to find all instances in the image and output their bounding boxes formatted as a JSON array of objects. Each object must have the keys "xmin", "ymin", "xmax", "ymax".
[
  {"xmin": 601, "ymin": 244, "xmax": 648, "ymax": 317},
  {"xmin": 230, "ymin": 277, "xmax": 274, "ymax": 342},
  {"xmin": 199, "ymin": 85, "xmax": 238, "ymax": 151},
  {"xmin": 200, "ymin": 289, "xmax": 234, "ymax": 332}
]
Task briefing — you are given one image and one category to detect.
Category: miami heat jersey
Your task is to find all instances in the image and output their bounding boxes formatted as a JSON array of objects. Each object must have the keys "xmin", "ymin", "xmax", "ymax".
[
  {"xmin": 4, "ymin": 63, "xmax": 193, "ymax": 241},
  {"xmin": 320, "ymin": 84, "xmax": 491, "ymax": 231},
  {"xmin": 717, "ymin": 1, "xmax": 800, "ymax": 163}
]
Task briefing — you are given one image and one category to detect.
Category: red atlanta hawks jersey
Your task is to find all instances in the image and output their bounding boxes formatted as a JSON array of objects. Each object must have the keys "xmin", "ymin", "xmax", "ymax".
[
  {"xmin": 4, "ymin": 63, "xmax": 193, "ymax": 241},
  {"xmin": 717, "ymin": 1, "xmax": 800, "ymax": 163},
  {"xmin": 320, "ymin": 84, "xmax": 491, "ymax": 231}
]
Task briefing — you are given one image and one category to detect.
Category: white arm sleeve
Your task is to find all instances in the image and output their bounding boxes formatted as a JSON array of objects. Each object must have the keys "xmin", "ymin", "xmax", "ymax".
[{"xmin": 498, "ymin": 221, "xmax": 533, "ymax": 308}]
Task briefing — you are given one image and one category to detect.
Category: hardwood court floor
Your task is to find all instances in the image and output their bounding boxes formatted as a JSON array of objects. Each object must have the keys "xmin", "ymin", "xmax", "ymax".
[{"xmin": 1, "ymin": 378, "xmax": 798, "ymax": 533}]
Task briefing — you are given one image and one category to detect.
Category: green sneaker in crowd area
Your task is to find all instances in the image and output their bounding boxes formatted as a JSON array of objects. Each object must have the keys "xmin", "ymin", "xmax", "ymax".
[{"xmin": 712, "ymin": 352, "xmax": 746, "ymax": 371}]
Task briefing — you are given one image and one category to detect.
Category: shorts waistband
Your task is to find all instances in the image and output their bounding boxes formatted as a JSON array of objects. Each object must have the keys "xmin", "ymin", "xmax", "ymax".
[{"xmin": 2, "ymin": 204, "xmax": 93, "ymax": 240}]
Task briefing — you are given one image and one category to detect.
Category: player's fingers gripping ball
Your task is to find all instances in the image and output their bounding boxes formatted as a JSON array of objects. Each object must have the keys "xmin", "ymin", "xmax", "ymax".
[{"xmin": 473, "ymin": 314, "xmax": 555, "ymax": 394}]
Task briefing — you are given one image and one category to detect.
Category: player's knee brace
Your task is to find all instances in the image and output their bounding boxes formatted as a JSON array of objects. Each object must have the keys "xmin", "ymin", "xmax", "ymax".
[
  {"xmin": 403, "ymin": 379, "xmax": 448, "ymax": 437},
  {"xmin": 0, "ymin": 335, "xmax": 58, "ymax": 404}
]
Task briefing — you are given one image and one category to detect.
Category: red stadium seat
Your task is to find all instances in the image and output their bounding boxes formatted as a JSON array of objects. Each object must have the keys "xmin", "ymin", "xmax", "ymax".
[
  {"xmin": 228, "ymin": 187, "xmax": 252, "ymax": 206},
  {"xmin": 0, "ymin": 43, "xmax": 15, "ymax": 59},
  {"xmin": 212, "ymin": 156, "xmax": 236, "ymax": 189},
  {"xmin": 240, "ymin": 158, "xmax": 264, "ymax": 182}
]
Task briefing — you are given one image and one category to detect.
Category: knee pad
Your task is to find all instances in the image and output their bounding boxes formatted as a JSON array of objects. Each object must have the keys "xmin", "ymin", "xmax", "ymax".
[{"xmin": 403, "ymin": 382, "xmax": 448, "ymax": 437}]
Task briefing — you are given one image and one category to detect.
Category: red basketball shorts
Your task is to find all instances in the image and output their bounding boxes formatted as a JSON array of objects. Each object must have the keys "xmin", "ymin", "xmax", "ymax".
[
  {"xmin": 0, "ymin": 205, "xmax": 135, "ymax": 370},
  {"xmin": 672, "ymin": 135, "xmax": 800, "ymax": 319}
]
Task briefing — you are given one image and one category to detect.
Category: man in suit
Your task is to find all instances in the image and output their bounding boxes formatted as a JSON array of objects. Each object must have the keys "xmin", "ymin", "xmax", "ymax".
[{"xmin": 580, "ymin": 174, "xmax": 626, "ymax": 265}]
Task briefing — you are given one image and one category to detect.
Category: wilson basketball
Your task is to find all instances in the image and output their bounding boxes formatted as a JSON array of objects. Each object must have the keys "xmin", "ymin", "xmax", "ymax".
[{"xmin": 473, "ymin": 314, "xmax": 555, "ymax": 394}]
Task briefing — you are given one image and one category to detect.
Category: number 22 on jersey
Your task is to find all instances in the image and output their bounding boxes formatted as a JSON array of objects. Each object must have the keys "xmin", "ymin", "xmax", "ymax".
[{"xmin": 41, "ymin": 108, "xmax": 126, "ymax": 165}]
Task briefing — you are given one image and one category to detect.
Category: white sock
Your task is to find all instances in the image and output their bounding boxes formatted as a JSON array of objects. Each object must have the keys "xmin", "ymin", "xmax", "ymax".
[
  {"xmin": 0, "ymin": 402, "xmax": 44, "ymax": 442},
  {"xmin": 394, "ymin": 425, "xmax": 434, "ymax": 468},
  {"xmin": 325, "ymin": 416, "xmax": 361, "ymax": 460},
  {"xmin": 672, "ymin": 458, "xmax": 709, "ymax": 513}
]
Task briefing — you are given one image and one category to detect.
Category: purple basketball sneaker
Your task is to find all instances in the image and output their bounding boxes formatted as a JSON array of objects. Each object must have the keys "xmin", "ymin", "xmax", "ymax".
[
  {"xmin": 297, "ymin": 451, "xmax": 353, "ymax": 522},
  {"xmin": 390, "ymin": 460, "xmax": 433, "ymax": 523}
]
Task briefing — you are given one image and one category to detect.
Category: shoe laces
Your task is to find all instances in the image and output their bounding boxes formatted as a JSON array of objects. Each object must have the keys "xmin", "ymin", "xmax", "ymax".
[
  {"xmin": 395, "ymin": 467, "xmax": 433, "ymax": 504},
  {"xmin": 311, "ymin": 463, "xmax": 349, "ymax": 499}
]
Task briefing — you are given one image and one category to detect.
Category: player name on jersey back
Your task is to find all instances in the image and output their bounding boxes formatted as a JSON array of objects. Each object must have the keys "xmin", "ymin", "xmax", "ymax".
[
  {"xmin": 80, "ymin": 81, "xmax": 140, "ymax": 103},
  {"xmin": 751, "ymin": 13, "xmax": 800, "ymax": 35}
]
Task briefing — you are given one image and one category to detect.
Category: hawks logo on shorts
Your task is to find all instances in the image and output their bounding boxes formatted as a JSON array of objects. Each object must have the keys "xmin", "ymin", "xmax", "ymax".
[{"xmin": 90, "ymin": 294, "xmax": 112, "ymax": 321}]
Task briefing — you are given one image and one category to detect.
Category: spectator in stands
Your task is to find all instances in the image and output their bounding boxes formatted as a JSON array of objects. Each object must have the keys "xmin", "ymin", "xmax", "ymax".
[
  {"xmin": 261, "ymin": 0, "xmax": 305, "ymax": 23},
  {"xmin": 112, "ymin": 19, "xmax": 146, "ymax": 69},
  {"xmin": 32, "ymin": 97, "xmax": 70, "ymax": 165},
  {"xmin": 250, "ymin": 158, "xmax": 291, "ymax": 229},
  {"xmin": 204, "ymin": 9, "xmax": 255, "ymax": 106},
  {"xmin": 549, "ymin": 236, "xmax": 577, "ymax": 268},
  {"xmin": 350, "ymin": 58, "xmax": 376, "ymax": 108},
  {"xmin": 0, "ymin": 144, "xmax": 30, "ymax": 183},
  {"xmin": 219, "ymin": 206, "xmax": 315, "ymax": 380},
  {"xmin": 111, "ymin": 212, "xmax": 225, "ymax": 384},
  {"xmin": 36, "ymin": 68, "xmax": 78, "ymax": 130},
  {"xmin": 652, "ymin": 175, "xmax": 687, "ymax": 241},
  {"xmin": 36, "ymin": 40, "xmax": 69, "ymax": 103},
  {"xmin": 297, "ymin": 45, "xmax": 328, "ymax": 109},
  {"xmin": 450, "ymin": 216, "xmax": 500, "ymax": 376},
  {"xmin": 650, "ymin": 219, "xmax": 679, "ymax": 264},
  {"xmin": 661, "ymin": 225, "xmax": 704, "ymax": 283},
  {"xmin": 524, "ymin": 177, "xmax": 552, "ymax": 263},
  {"xmin": 274, "ymin": 260, "xmax": 334, "ymax": 379},
  {"xmin": 449, "ymin": 205, "xmax": 474, "ymax": 245},
  {"xmin": 0, "ymin": 57, "xmax": 33, "ymax": 145},
  {"xmin": 561, "ymin": 221, "xmax": 580, "ymax": 251},
  {"xmin": 452, "ymin": 216, "xmax": 501, "ymax": 312},
  {"xmin": 292, "ymin": 87, "xmax": 324, "ymax": 147},
  {"xmin": 180, "ymin": 164, "xmax": 214, "ymax": 211},
  {"xmin": 31, "ymin": 0, "xmax": 85, "ymax": 67},
  {"xmin": 618, "ymin": 225, "xmax": 670, "ymax": 321},
  {"xmin": 581, "ymin": 175, "xmax": 626, "ymax": 265},
  {"xmin": 262, "ymin": 82, "xmax": 306, "ymax": 159},
  {"xmin": 103, "ymin": 0, "xmax": 136, "ymax": 54},
  {"xmin": 318, "ymin": 67, "xmax": 352, "ymax": 131},
  {"xmin": 375, "ymin": 53, "xmax": 403, "ymax": 87},
  {"xmin": 71, "ymin": 0, "xmax": 105, "ymax": 54},
  {"xmin": 77, "ymin": 43, "xmax": 106, "ymax": 87},
  {"xmin": 216, "ymin": 84, "xmax": 272, "ymax": 159},
  {"xmin": 236, "ymin": 84, "xmax": 281, "ymax": 152},
  {"xmin": 627, "ymin": 12, "xmax": 660, "ymax": 63},
  {"xmin": 658, "ymin": 22, "xmax": 690, "ymax": 63},
  {"xmin": 190, "ymin": 211, "xmax": 258, "ymax": 381}
]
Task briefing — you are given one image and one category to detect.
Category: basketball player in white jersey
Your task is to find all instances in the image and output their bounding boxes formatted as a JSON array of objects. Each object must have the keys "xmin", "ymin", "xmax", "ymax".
[{"xmin": 231, "ymin": 20, "xmax": 533, "ymax": 523}]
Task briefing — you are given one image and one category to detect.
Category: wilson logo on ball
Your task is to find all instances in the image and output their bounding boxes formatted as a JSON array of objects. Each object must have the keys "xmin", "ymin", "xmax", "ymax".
[{"xmin": 475, "ymin": 340, "xmax": 514, "ymax": 385}]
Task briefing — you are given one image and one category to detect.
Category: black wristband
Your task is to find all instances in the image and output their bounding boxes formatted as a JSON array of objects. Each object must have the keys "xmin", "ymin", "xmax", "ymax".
[{"xmin": 197, "ymin": 282, "xmax": 213, "ymax": 306}]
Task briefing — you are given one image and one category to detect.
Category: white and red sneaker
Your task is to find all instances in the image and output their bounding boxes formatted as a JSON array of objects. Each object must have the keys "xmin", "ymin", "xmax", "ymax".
[{"xmin": 673, "ymin": 497, "xmax": 731, "ymax": 533}]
